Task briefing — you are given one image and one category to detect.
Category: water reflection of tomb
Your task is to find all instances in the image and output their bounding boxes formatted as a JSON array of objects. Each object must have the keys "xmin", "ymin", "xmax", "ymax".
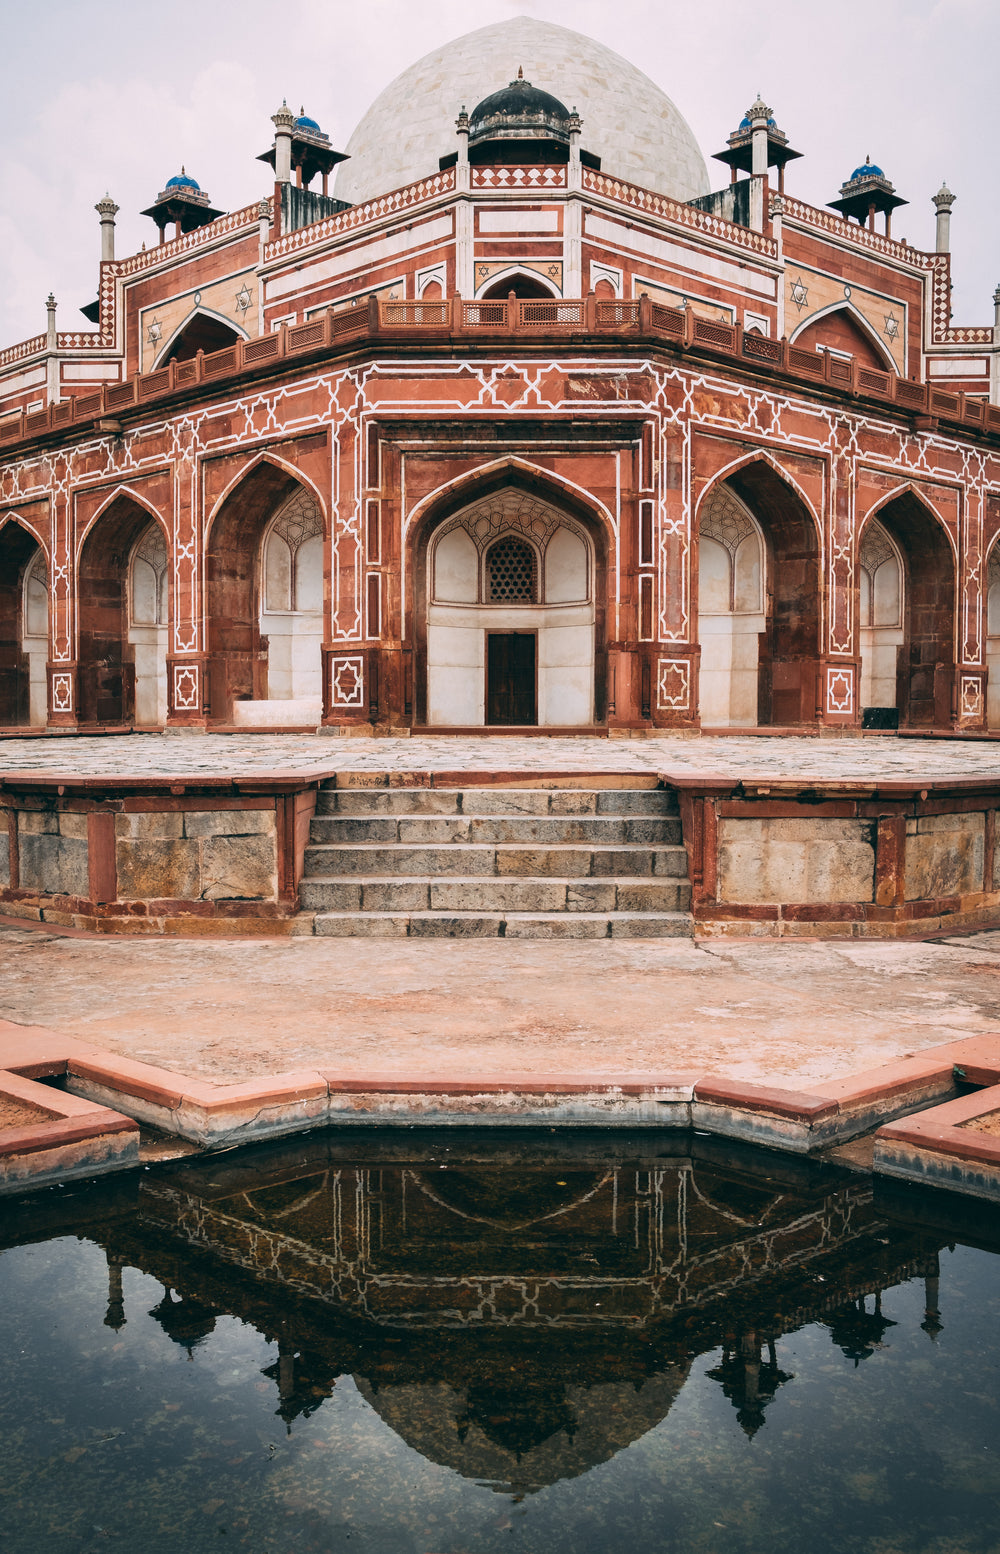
[{"xmin": 81, "ymin": 1136, "xmax": 944, "ymax": 1496}]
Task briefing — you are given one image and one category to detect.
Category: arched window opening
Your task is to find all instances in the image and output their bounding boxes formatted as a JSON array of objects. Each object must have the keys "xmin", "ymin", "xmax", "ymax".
[
  {"xmin": 486, "ymin": 536, "xmax": 538, "ymax": 602},
  {"xmin": 159, "ymin": 312, "xmax": 243, "ymax": 366},
  {"xmin": 481, "ymin": 274, "xmax": 554, "ymax": 300}
]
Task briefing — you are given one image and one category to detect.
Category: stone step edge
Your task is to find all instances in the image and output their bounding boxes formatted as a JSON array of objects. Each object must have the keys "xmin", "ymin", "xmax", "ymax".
[
  {"xmin": 301, "ymin": 873, "xmax": 690, "ymax": 887},
  {"xmin": 304, "ymin": 841, "xmax": 688, "ymax": 854},
  {"xmin": 311, "ymin": 910, "xmax": 694, "ymax": 939}
]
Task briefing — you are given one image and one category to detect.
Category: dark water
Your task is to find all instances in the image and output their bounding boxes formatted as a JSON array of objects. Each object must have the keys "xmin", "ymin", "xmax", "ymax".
[{"xmin": 1, "ymin": 1129, "xmax": 998, "ymax": 1554}]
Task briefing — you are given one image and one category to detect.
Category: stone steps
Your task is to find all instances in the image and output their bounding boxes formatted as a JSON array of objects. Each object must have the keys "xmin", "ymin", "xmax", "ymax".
[
  {"xmin": 302, "ymin": 784, "xmax": 693, "ymax": 937},
  {"xmin": 300, "ymin": 874, "xmax": 690, "ymax": 913},
  {"xmin": 308, "ymin": 813, "xmax": 680, "ymax": 845},
  {"xmin": 302, "ymin": 842, "xmax": 689, "ymax": 878}
]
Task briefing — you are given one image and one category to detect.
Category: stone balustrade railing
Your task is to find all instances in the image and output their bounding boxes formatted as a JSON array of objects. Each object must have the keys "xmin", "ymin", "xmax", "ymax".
[{"xmin": 1, "ymin": 292, "xmax": 997, "ymax": 451}]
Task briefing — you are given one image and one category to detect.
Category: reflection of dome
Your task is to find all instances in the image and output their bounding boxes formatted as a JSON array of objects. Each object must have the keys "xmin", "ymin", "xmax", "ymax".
[
  {"xmin": 334, "ymin": 17, "xmax": 709, "ymax": 204},
  {"xmin": 353, "ymin": 1370, "xmax": 690, "ymax": 1496}
]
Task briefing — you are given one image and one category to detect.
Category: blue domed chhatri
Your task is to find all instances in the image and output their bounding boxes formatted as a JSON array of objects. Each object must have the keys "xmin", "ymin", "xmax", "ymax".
[
  {"xmin": 829, "ymin": 155, "xmax": 906, "ymax": 232},
  {"xmin": 848, "ymin": 157, "xmax": 885, "ymax": 183},
  {"xmin": 166, "ymin": 170, "xmax": 201, "ymax": 190},
  {"xmin": 296, "ymin": 114, "xmax": 322, "ymax": 132}
]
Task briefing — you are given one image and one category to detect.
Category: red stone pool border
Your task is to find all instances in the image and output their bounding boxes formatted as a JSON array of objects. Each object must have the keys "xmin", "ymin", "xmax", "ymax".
[{"xmin": 3, "ymin": 1018, "xmax": 999, "ymax": 1200}]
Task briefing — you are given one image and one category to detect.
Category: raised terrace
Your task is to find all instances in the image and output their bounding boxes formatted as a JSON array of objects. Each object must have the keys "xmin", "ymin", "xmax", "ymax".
[{"xmin": 5, "ymin": 733, "xmax": 1000, "ymax": 940}]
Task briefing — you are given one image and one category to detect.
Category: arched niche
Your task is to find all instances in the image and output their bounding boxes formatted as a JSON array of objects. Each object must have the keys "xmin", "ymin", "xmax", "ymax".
[
  {"xmin": 205, "ymin": 463, "xmax": 324, "ymax": 723},
  {"xmin": 696, "ymin": 461, "xmax": 820, "ymax": 726},
  {"xmin": 860, "ymin": 491, "xmax": 954, "ymax": 726},
  {"xmin": 791, "ymin": 305, "xmax": 896, "ymax": 374},
  {"xmin": 696, "ymin": 484, "xmax": 765, "ymax": 726},
  {"xmin": 78, "ymin": 497, "xmax": 166, "ymax": 726},
  {"xmin": 259, "ymin": 488, "xmax": 325, "ymax": 702},
  {"xmin": 479, "ymin": 271, "xmax": 559, "ymax": 300},
  {"xmin": 421, "ymin": 482, "xmax": 601, "ymax": 727},
  {"xmin": 128, "ymin": 523, "xmax": 169, "ymax": 726},
  {"xmin": 155, "ymin": 309, "xmax": 246, "ymax": 367},
  {"xmin": 858, "ymin": 518, "xmax": 904, "ymax": 715},
  {"xmin": 0, "ymin": 522, "xmax": 47, "ymax": 727}
]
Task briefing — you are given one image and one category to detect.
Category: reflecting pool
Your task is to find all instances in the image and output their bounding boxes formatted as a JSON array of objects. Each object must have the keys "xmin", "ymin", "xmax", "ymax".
[{"xmin": 1, "ymin": 1130, "xmax": 998, "ymax": 1553}]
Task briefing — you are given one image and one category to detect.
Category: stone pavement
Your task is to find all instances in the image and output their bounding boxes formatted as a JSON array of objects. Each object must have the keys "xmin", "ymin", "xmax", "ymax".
[
  {"xmin": 3, "ymin": 918, "xmax": 1000, "ymax": 1090},
  {"xmin": 3, "ymin": 730, "xmax": 1000, "ymax": 784}
]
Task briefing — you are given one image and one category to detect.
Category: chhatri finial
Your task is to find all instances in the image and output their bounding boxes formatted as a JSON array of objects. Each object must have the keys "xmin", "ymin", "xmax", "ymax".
[{"xmin": 517, "ymin": 65, "xmax": 524, "ymax": 79}]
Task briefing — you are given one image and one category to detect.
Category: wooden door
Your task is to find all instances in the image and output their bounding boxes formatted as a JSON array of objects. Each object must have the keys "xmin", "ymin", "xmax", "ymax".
[{"xmin": 487, "ymin": 632, "xmax": 536, "ymax": 725}]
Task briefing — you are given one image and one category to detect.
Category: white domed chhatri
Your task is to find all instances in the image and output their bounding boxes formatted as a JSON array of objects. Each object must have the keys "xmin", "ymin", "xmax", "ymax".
[{"xmin": 334, "ymin": 16, "xmax": 709, "ymax": 206}]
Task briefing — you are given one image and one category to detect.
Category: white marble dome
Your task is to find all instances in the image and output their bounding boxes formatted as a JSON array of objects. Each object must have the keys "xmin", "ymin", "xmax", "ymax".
[{"xmin": 334, "ymin": 16, "xmax": 709, "ymax": 206}]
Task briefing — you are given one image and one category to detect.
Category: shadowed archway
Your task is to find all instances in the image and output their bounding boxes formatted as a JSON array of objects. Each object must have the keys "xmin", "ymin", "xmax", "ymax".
[
  {"xmin": 205, "ymin": 461, "xmax": 324, "ymax": 723},
  {"xmin": 78, "ymin": 497, "xmax": 166, "ymax": 726},
  {"xmin": 697, "ymin": 461, "xmax": 822, "ymax": 726},
  {"xmin": 859, "ymin": 491, "xmax": 955, "ymax": 727}
]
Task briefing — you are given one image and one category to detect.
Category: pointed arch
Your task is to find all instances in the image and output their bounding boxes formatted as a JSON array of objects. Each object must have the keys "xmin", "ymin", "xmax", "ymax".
[
  {"xmin": 152, "ymin": 307, "xmax": 249, "ymax": 368},
  {"xmin": 695, "ymin": 450, "xmax": 823, "ymax": 554},
  {"xmin": 858, "ymin": 481, "xmax": 957, "ymax": 564},
  {"xmin": 0, "ymin": 509, "xmax": 50, "ymax": 563},
  {"xmin": 205, "ymin": 451, "xmax": 328, "ymax": 546},
  {"xmin": 77, "ymin": 485, "xmax": 168, "ymax": 563},
  {"xmin": 790, "ymin": 302, "xmax": 897, "ymax": 373},
  {"xmin": 476, "ymin": 267, "xmax": 560, "ymax": 300}
]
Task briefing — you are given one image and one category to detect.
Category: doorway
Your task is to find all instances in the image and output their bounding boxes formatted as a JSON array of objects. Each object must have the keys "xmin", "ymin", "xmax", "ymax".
[{"xmin": 487, "ymin": 632, "xmax": 536, "ymax": 724}]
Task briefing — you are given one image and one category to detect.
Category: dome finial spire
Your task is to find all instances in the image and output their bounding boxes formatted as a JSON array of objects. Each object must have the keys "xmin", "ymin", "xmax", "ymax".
[{"xmin": 517, "ymin": 65, "xmax": 523, "ymax": 79}]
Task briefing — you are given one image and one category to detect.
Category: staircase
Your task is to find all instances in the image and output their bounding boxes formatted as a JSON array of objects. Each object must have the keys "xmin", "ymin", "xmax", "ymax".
[{"xmin": 300, "ymin": 785, "xmax": 693, "ymax": 937}]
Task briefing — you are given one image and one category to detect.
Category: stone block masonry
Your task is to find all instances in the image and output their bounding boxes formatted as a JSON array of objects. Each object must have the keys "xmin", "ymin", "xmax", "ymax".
[{"xmin": 115, "ymin": 810, "xmax": 276, "ymax": 902}]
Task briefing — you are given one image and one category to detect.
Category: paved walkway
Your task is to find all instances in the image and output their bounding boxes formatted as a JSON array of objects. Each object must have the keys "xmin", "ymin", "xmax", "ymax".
[
  {"xmin": 2, "ymin": 729, "xmax": 1000, "ymax": 784},
  {"xmin": 3, "ymin": 919, "xmax": 1000, "ymax": 1090}
]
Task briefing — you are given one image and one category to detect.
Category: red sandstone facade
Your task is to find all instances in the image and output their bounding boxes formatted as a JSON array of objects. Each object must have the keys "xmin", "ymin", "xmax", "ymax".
[{"xmin": 2, "ymin": 41, "xmax": 999, "ymax": 738}]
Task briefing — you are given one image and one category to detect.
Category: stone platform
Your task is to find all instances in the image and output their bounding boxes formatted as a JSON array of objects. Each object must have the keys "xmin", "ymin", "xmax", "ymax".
[{"xmin": 3, "ymin": 731, "xmax": 1000, "ymax": 938}]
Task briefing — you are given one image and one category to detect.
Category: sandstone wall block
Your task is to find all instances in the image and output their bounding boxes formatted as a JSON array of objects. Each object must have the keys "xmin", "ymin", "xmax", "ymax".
[
  {"xmin": 200, "ymin": 834, "xmax": 277, "ymax": 900},
  {"xmin": 905, "ymin": 810, "xmax": 984, "ymax": 901},
  {"xmin": 718, "ymin": 817, "xmax": 875, "ymax": 904},
  {"xmin": 18, "ymin": 833, "xmax": 89, "ymax": 896},
  {"xmin": 116, "ymin": 838, "xmax": 201, "ymax": 900}
]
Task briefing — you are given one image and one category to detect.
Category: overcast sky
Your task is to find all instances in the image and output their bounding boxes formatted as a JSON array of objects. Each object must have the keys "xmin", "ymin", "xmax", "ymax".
[{"xmin": 2, "ymin": 0, "xmax": 995, "ymax": 345}]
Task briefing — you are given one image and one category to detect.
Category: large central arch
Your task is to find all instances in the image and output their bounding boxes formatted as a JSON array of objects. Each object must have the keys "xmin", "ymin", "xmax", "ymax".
[{"xmin": 409, "ymin": 465, "xmax": 611, "ymax": 728}]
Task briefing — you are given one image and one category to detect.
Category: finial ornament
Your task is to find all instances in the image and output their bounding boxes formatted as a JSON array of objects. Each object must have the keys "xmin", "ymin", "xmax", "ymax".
[
  {"xmin": 517, "ymin": 65, "xmax": 524, "ymax": 79},
  {"xmin": 932, "ymin": 180, "xmax": 956, "ymax": 210}
]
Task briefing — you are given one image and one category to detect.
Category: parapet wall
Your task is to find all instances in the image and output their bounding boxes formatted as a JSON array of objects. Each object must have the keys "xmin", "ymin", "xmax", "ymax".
[{"xmin": 681, "ymin": 780, "xmax": 1000, "ymax": 937}]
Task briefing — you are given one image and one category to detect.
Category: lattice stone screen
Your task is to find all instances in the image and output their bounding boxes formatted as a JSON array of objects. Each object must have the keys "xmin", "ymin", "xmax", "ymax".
[{"xmin": 486, "ymin": 537, "xmax": 537, "ymax": 602}]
